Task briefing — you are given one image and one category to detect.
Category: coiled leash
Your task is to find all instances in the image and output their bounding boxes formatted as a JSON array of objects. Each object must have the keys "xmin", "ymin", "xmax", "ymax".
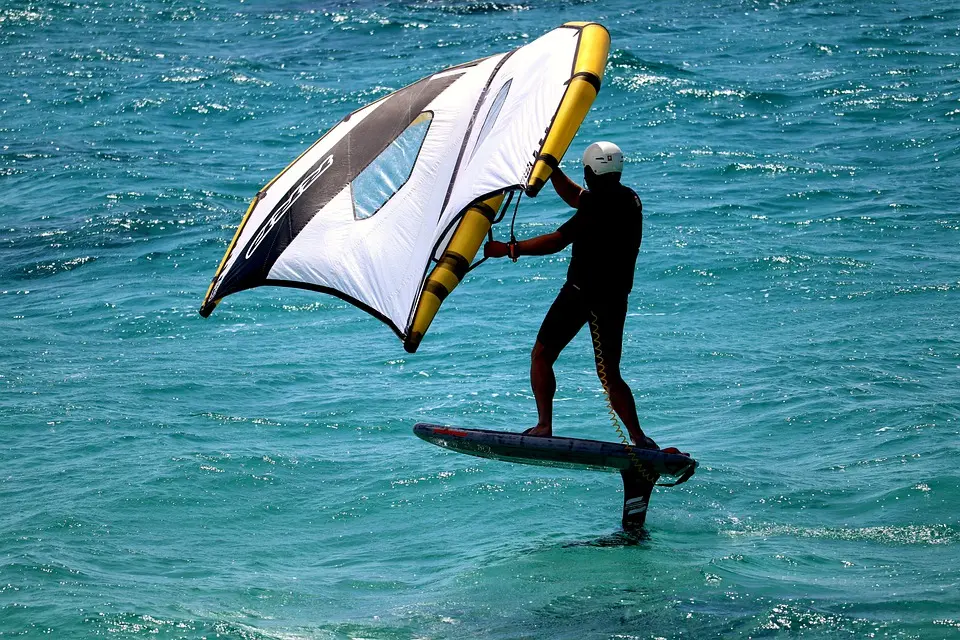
[{"xmin": 588, "ymin": 310, "xmax": 661, "ymax": 485}]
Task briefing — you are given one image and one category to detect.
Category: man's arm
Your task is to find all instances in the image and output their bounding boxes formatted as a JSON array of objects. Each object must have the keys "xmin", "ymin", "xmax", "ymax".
[
  {"xmin": 484, "ymin": 231, "xmax": 569, "ymax": 259},
  {"xmin": 550, "ymin": 166, "xmax": 584, "ymax": 209},
  {"xmin": 483, "ymin": 166, "xmax": 582, "ymax": 260}
]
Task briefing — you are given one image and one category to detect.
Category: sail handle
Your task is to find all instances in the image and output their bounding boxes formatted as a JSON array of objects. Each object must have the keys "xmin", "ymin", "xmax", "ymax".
[{"xmin": 466, "ymin": 190, "xmax": 516, "ymax": 274}]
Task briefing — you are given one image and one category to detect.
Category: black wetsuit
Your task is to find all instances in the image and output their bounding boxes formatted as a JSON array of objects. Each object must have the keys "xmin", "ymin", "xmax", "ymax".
[{"xmin": 536, "ymin": 183, "xmax": 643, "ymax": 361}]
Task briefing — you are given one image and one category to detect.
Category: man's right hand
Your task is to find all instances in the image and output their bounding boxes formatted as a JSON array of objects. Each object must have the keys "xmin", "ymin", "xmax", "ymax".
[{"xmin": 484, "ymin": 241, "xmax": 509, "ymax": 258}]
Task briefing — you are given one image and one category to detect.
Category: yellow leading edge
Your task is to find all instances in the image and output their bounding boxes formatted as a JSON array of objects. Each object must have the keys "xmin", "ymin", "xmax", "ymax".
[
  {"xmin": 525, "ymin": 22, "xmax": 609, "ymax": 197},
  {"xmin": 403, "ymin": 22, "xmax": 610, "ymax": 353}
]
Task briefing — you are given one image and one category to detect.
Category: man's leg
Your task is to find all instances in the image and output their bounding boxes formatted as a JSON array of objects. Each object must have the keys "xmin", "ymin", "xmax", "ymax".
[
  {"xmin": 588, "ymin": 302, "xmax": 658, "ymax": 450},
  {"xmin": 526, "ymin": 284, "xmax": 587, "ymax": 436},
  {"xmin": 605, "ymin": 371, "xmax": 656, "ymax": 449},
  {"xmin": 527, "ymin": 340, "xmax": 560, "ymax": 436}
]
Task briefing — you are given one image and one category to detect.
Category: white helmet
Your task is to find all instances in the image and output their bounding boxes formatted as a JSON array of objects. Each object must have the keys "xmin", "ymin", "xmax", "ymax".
[{"xmin": 582, "ymin": 141, "xmax": 624, "ymax": 176}]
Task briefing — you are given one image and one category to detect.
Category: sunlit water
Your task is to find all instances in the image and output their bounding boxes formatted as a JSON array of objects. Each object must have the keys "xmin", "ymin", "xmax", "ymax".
[{"xmin": 2, "ymin": 1, "xmax": 958, "ymax": 638}]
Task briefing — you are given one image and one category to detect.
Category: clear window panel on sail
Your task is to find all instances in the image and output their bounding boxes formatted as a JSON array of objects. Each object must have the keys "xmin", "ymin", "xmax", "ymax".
[{"xmin": 352, "ymin": 112, "xmax": 433, "ymax": 220}]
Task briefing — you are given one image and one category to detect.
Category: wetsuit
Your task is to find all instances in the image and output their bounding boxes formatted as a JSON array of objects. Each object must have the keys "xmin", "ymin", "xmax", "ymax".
[{"xmin": 536, "ymin": 183, "xmax": 643, "ymax": 362}]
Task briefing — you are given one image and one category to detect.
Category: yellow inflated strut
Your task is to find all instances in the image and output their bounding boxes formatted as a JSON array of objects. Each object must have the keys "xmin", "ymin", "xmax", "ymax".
[
  {"xmin": 404, "ymin": 193, "xmax": 505, "ymax": 353},
  {"xmin": 526, "ymin": 22, "xmax": 610, "ymax": 197},
  {"xmin": 404, "ymin": 22, "xmax": 610, "ymax": 352}
]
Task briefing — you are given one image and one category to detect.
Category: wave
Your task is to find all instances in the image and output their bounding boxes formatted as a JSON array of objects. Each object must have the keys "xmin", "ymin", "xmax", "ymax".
[
  {"xmin": 607, "ymin": 52, "xmax": 790, "ymax": 106},
  {"xmin": 722, "ymin": 522, "xmax": 958, "ymax": 545},
  {"xmin": 18, "ymin": 255, "xmax": 97, "ymax": 279},
  {"xmin": 607, "ymin": 48, "xmax": 695, "ymax": 77},
  {"xmin": 406, "ymin": 1, "xmax": 531, "ymax": 16}
]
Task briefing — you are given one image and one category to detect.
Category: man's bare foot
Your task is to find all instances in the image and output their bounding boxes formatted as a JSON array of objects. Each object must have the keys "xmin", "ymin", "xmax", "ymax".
[
  {"xmin": 521, "ymin": 425, "xmax": 552, "ymax": 437},
  {"xmin": 631, "ymin": 434, "xmax": 659, "ymax": 450}
]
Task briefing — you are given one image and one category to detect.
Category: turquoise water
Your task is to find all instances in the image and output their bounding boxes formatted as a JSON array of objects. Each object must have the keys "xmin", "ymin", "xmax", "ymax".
[{"xmin": 2, "ymin": 0, "xmax": 959, "ymax": 637}]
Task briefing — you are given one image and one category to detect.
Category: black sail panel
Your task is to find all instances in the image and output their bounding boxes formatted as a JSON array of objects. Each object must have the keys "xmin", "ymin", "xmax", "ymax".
[{"xmin": 210, "ymin": 73, "xmax": 463, "ymax": 306}]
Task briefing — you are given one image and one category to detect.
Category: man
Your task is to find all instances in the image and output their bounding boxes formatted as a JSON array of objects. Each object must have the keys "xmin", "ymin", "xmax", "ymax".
[{"xmin": 484, "ymin": 141, "xmax": 658, "ymax": 450}]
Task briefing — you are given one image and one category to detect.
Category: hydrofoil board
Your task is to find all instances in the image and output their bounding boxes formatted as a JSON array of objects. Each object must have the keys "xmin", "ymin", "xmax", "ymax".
[{"xmin": 413, "ymin": 423, "xmax": 696, "ymax": 479}]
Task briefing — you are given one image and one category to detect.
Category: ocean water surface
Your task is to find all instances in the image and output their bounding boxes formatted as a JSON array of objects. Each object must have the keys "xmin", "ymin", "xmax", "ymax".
[{"xmin": 2, "ymin": 0, "xmax": 959, "ymax": 638}]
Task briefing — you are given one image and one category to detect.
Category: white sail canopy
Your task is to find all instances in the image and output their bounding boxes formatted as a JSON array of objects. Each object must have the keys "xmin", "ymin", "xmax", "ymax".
[{"xmin": 201, "ymin": 24, "xmax": 600, "ymax": 340}]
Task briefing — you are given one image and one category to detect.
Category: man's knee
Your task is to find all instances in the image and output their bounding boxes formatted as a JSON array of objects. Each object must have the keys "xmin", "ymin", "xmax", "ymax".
[
  {"xmin": 532, "ymin": 340, "xmax": 559, "ymax": 366},
  {"xmin": 600, "ymin": 367, "xmax": 627, "ymax": 389}
]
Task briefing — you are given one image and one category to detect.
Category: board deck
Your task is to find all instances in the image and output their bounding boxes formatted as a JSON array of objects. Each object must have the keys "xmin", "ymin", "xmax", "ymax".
[{"xmin": 413, "ymin": 423, "xmax": 697, "ymax": 477}]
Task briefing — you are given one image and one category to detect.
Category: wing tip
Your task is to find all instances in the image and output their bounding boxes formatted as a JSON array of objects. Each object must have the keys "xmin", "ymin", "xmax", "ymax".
[
  {"xmin": 562, "ymin": 21, "xmax": 610, "ymax": 35},
  {"xmin": 403, "ymin": 332, "xmax": 423, "ymax": 353}
]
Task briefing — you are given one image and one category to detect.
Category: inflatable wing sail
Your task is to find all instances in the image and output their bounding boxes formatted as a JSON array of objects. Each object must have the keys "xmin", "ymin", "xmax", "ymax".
[{"xmin": 200, "ymin": 22, "xmax": 609, "ymax": 352}]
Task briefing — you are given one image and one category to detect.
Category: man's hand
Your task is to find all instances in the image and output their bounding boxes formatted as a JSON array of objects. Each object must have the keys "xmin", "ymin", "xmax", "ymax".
[{"xmin": 484, "ymin": 240, "xmax": 510, "ymax": 259}]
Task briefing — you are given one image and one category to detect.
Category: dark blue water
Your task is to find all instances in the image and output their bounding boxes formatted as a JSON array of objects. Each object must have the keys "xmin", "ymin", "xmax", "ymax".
[{"xmin": 2, "ymin": 1, "xmax": 958, "ymax": 637}]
